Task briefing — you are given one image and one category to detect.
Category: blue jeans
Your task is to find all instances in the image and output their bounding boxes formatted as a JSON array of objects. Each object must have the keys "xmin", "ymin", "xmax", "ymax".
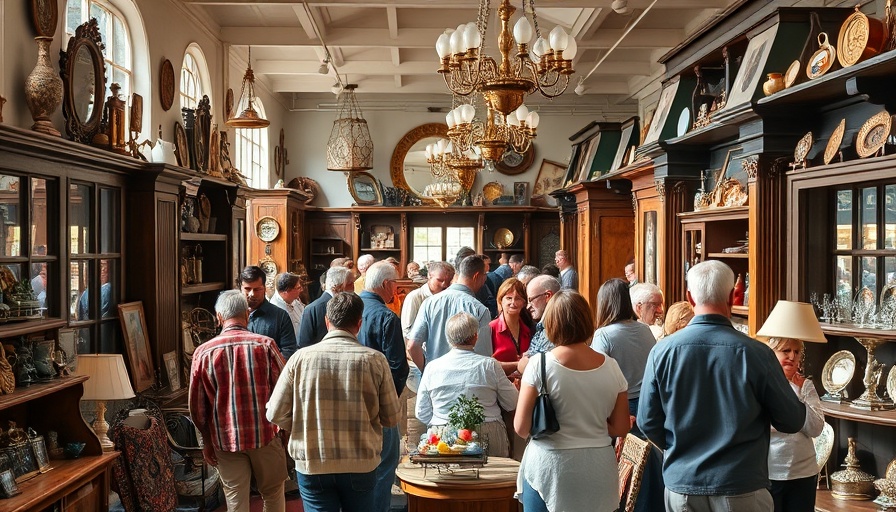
[
  {"xmin": 521, "ymin": 477, "xmax": 549, "ymax": 512},
  {"xmin": 296, "ymin": 470, "xmax": 376, "ymax": 512},
  {"xmin": 373, "ymin": 426, "xmax": 400, "ymax": 512},
  {"xmin": 629, "ymin": 397, "xmax": 665, "ymax": 512}
]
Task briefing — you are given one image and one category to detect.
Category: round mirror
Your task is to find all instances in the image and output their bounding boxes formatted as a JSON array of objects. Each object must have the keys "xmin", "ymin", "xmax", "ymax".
[
  {"xmin": 73, "ymin": 45, "xmax": 96, "ymax": 122},
  {"xmin": 61, "ymin": 19, "xmax": 106, "ymax": 143},
  {"xmin": 390, "ymin": 123, "xmax": 448, "ymax": 200}
]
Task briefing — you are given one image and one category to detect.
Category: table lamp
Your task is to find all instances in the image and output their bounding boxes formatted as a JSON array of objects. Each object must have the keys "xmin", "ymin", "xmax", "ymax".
[
  {"xmin": 756, "ymin": 300, "xmax": 827, "ymax": 343},
  {"xmin": 77, "ymin": 354, "xmax": 136, "ymax": 451}
]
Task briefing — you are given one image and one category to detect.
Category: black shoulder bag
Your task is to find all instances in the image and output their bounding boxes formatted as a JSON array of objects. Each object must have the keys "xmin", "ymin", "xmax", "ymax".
[{"xmin": 530, "ymin": 352, "xmax": 560, "ymax": 439}]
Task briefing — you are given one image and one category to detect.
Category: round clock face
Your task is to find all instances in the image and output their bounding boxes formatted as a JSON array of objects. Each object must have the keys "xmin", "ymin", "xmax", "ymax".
[
  {"xmin": 256, "ymin": 217, "xmax": 281, "ymax": 242},
  {"xmin": 496, "ymin": 145, "xmax": 534, "ymax": 175},
  {"xmin": 503, "ymin": 150, "xmax": 524, "ymax": 167}
]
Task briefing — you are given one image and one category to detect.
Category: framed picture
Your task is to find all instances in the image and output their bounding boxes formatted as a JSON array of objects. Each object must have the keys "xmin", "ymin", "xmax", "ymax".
[
  {"xmin": 513, "ymin": 182, "xmax": 529, "ymax": 205},
  {"xmin": 118, "ymin": 302, "xmax": 156, "ymax": 392},
  {"xmin": 347, "ymin": 171, "xmax": 382, "ymax": 206},
  {"xmin": 575, "ymin": 134, "xmax": 601, "ymax": 182},
  {"xmin": 533, "ymin": 159, "xmax": 567, "ymax": 197},
  {"xmin": 163, "ymin": 351, "xmax": 181, "ymax": 391},
  {"xmin": 57, "ymin": 328, "xmax": 78, "ymax": 373},
  {"xmin": 0, "ymin": 469, "xmax": 19, "ymax": 498},
  {"xmin": 30, "ymin": 437, "xmax": 50, "ymax": 473},
  {"xmin": 643, "ymin": 78, "xmax": 680, "ymax": 146},
  {"xmin": 644, "ymin": 211, "xmax": 657, "ymax": 285},
  {"xmin": 723, "ymin": 25, "xmax": 778, "ymax": 110}
]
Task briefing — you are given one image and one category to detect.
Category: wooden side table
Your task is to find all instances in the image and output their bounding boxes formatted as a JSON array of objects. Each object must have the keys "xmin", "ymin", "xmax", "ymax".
[{"xmin": 396, "ymin": 456, "xmax": 520, "ymax": 512}]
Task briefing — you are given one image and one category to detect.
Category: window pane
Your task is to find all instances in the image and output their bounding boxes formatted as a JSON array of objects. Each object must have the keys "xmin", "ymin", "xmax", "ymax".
[
  {"xmin": 100, "ymin": 187, "xmax": 119, "ymax": 253},
  {"xmin": 70, "ymin": 184, "xmax": 91, "ymax": 254},
  {"xmin": 412, "ymin": 227, "xmax": 442, "ymax": 264},
  {"xmin": 886, "ymin": 257, "xmax": 896, "ymax": 287},
  {"xmin": 77, "ymin": 327, "xmax": 93, "ymax": 355},
  {"xmin": 446, "ymin": 227, "xmax": 475, "ymax": 260},
  {"xmin": 100, "ymin": 259, "xmax": 117, "ymax": 318},
  {"xmin": 90, "ymin": 5, "xmax": 108, "ymax": 57},
  {"xmin": 836, "ymin": 189, "xmax": 852, "ymax": 250},
  {"xmin": 32, "ymin": 178, "xmax": 50, "ymax": 255},
  {"xmin": 861, "ymin": 256, "xmax": 876, "ymax": 292},
  {"xmin": 0, "ymin": 176, "xmax": 21, "ymax": 257},
  {"xmin": 66, "ymin": 2, "xmax": 82, "ymax": 35},
  {"xmin": 72, "ymin": 260, "xmax": 93, "ymax": 320},
  {"xmin": 860, "ymin": 187, "xmax": 877, "ymax": 250},
  {"xmin": 112, "ymin": 16, "xmax": 127, "ymax": 65},
  {"xmin": 31, "ymin": 262, "xmax": 48, "ymax": 309},
  {"xmin": 886, "ymin": 185, "xmax": 896, "ymax": 249},
  {"xmin": 836, "ymin": 256, "xmax": 852, "ymax": 301}
]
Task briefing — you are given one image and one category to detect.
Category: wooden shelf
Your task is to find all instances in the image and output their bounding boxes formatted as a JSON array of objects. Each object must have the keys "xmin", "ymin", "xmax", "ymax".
[
  {"xmin": 706, "ymin": 252, "xmax": 748, "ymax": 259},
  {"xmin": 180, "ymin": 233, "xmax": 227, "ymax": 242},
  {"xmin": 820, "ymin": 402, "xmax": 896, "ymax": 427},
  {"xmin": 0, "ymin": 376, "xmax": 88, "ymax": 411},
  {"xmin": 3, "ymin": 453, "xmax": 120, "ymax": 512},
  {"xmin": 361, "ymin": 247, "xmax": 400, "ymax": 252},
  {"xmin": 0, "ymin": 318, "xmax": 66, "ymax": 338},
  {"xmin": 820, "ymin": 323, "xmax": 896, "ymax": 342},
  {"xmin": 311, "ymin": 252, "xmax": 344, "ymax": 257},
  {"xmin": 814, "ymin": 488, "xmax": 880, "ymax": 511},
  {"xmin": 181, "ymin": 282, "xmax": 226, "ymax": 295},
  {"xmin": 678, "ymin": 206, "xmax": 749, "ymax": 222},
  {"xmin": 311, "ymin": 236, "xmax": 344, "ymax": 241},
  {"xmin": 731, "ymin": 305, "xmax": 748, "ymax": 316}
]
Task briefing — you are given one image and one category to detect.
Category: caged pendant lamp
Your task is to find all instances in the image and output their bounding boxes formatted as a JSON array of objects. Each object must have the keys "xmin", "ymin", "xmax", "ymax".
[
  {"xmin": 227, "ymin": 46, "xmax": 270, "ymax": 129},
  {"xmin": 326, "ymin": 84, "xmax": 373, "ymax": 171}
]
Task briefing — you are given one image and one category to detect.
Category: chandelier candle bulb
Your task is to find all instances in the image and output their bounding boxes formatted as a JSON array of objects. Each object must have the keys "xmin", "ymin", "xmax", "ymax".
[
  {"xmin": 437, "ymin": 33, "xmax": 451, "ymax": 59},
  {"xmin": 563, "ymin": 37, "xmax": 577, "ymax": 60},
  {"xmin": 533, "ymin": 37, "xmax": 548, "ymax": 58},
  {"xmin": 514, "ymin": 18, "xmax": 533, "ymax": 44},
  {"xmin": 464, "ymin": 23, "xmax": 481, "ymax": 49},
  {"xmin": 516, "ymin": 104, "xmax": 529, "ymax": 121},
  {"xmin": 550, "ymin": 26, "xmax": 569, "ymax": 52},
  {"xmin": 527, "ymin": 111, "xmax": 540, "ymax": 128}
]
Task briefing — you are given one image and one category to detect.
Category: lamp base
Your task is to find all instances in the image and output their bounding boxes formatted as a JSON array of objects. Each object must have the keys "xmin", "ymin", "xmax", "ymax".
[{"xmin": 91, "ymin": 400, "xmax": 115, "ymax": 452}]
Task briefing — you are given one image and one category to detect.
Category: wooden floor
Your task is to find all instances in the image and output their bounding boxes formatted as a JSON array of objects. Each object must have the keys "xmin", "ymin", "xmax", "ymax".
[{"xmin": 210, "ymin": 493, "xmax": 304, "ymax": 512}]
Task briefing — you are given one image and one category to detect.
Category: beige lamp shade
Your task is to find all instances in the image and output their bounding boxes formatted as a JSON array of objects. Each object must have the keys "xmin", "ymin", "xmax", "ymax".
[
  {"xmin": 77, "ymin": 354, "xmax": 137, "ymax": 400},
  {"xmin": 756, "ymin": 300, "xmax": 827, "ymax": 343}
]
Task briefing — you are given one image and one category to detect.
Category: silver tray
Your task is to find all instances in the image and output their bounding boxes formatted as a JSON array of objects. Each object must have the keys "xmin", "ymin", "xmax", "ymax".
[{"xmin": 822, "ymin": 350, "xmax": 856, "ymax": 395}]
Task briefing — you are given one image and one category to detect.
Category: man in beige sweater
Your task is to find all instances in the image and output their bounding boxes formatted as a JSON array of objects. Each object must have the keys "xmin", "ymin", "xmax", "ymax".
[{"xmin": 266, "ymin": 292, "xmax": 399, "ymax": 511}]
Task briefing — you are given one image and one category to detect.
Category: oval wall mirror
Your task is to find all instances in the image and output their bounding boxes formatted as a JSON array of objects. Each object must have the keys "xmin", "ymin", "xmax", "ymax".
[
  {"xmin": 390, "ymin": 123, "xmax": 448, "ymax": 200},
  {"xmin": 61, "ymin": 18, "xmax": 106, "ymax": 143}
]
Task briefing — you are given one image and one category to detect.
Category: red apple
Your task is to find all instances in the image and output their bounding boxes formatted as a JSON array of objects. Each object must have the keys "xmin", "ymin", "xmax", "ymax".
[
  {"xmin": 458, "ymin": 429, "xmax": 473, "ymax": 442},
  {"xmin": 428, "ymin": 434, "xmax": 440, "ymax": 444}
]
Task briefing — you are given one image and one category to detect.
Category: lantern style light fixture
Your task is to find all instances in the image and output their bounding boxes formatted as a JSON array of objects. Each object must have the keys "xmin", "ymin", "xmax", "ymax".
[
  {"xmin": 227, "ymin": 46, "xmax": 270, "ymax": 129},
  {"xmin": 326, "ymin": 84, "xmax": 373, "ymax": 171},
  {"xmin": 436, "ymin": 0, "xmax": 574, "ymax": 161}
]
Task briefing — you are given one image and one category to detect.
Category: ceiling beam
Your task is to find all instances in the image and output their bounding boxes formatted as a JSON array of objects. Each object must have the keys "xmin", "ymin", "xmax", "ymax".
[
  {"xmin": 255, "ymin": 58, "xmax": 652, "ymax": 76},
  {"xmin": 221, "ymin": 26, "xmax": 684, "ymax": 49},
  {"xmin": 185, "ymin": 0, "xmax": 731, "ymax": 8}
]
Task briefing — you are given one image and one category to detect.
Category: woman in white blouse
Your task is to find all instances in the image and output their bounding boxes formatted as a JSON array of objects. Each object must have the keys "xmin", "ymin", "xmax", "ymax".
[
  {"xmin": 767, "ymin": 337, "xmax": 824, "ymax": 512},
  {"xmin": 415, "ymin": 312, "xmax": 519, "ymax": 457},
  {"xmin": 514, "ymin": 291, "xmax": 631, "ymax": 512}
]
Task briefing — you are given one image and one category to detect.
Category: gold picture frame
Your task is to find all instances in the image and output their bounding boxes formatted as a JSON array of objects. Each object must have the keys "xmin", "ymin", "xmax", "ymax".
[
  {"xmin": 347, "ymin": 171, "xmax": 383, "ymax": 206},
  {"xmin": 118, "ymin": 301, "xmax": 156, "ymax": 392}
]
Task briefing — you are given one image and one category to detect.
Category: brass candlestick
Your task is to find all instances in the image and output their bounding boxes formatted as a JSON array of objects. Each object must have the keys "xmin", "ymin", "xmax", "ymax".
[{"xmin": 850, "ymin": 337, "xmax": 894, "ymax": 410}]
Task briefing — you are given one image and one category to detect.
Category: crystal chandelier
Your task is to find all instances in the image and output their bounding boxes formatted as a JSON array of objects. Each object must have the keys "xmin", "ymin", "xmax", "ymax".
[
  {"xmin": 227, "ymin": 46, "xmax": 270, "ymax": 129},
  {"xmin": 435, "ymin": 0, "xmax": 575, "ymax": 161},
  {"xmin": 326, "ymin": 84, "xmax": 373, "ymax": 171},
  {"xmin": 423, "ymin": 138, "xmax": 483, "ymax": 207}
]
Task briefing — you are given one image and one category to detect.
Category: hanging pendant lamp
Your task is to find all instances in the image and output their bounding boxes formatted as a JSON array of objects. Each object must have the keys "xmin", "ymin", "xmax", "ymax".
[
  {"xmin": 227, "ymin": 46, "xmax": 270, "ymax": 129},
  {"xmin": 326, "ymin": 84, "xmax": 373, "ymax": 171}
]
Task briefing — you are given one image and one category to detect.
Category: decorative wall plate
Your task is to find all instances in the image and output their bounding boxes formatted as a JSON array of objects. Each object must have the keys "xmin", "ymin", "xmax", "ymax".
[
  {"xmin": 676, "ymin": 107, "xmax": 690, "ymax": 137},
  {"xmin": 174, "ymin": 122, "xmax": 189, "ymax": 168},
  {"xmin": 822, "ymin": 350, "xmax": 856, "ymax": 395},
  {"xmin": 30, "ymin": 0, "xmax": 59, "ymax": 38},
  {"xmin": 856, "ymin": 110, "xmax": 891, "ymax": 158},
  {"xmin": 807, "ymin": 33, "xmax": 836, "ymax": 79},
  {"xmin": 496, "ymin": 145, "xmax": 535, "ymax": 175},
  {"xmin": 837, "ymin": 7, "xmax": 887, "ymax": 68},
  {"xmin": 259, "ymin": 258, "xmax": 278, "ymax": 283},
  {"xmin": 482, "ymin": 182, "xmax": 503, "ymax": 203},
  {"xmin": 824, "ymin": 119, "xmax": 846, "ymax": 165},
  {"xmin": 256, "ymin": 216, "xmax": 281, "ymax": 242},
  {"xmin": 784, "ymin": 59, "xmax": 800, "ymax": 88},
  {"xmin": 794, "ymin": 131, "xmax": 813, "ymax": 164},
  {"xmin": 160, "ymin": 59, "xmax": 175, "ymax": 112},
  {"xmin": 493, "ymin": 228, "xmax": 514, "ymax": 249}
]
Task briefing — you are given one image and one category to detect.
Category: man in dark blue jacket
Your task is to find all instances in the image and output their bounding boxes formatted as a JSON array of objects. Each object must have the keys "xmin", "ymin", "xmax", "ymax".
[
  {"xmin": 239, "ymin": 266, "xmax": 297, "ymax": 358},
  {"xmin": 297, "ymin": 266, "xmax": 355, "ymax": 348}
]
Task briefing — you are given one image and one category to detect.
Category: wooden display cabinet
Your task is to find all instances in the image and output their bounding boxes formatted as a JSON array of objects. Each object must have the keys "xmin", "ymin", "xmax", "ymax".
[
  {"xmin": 306, "ymin": 212, "xmax": 352, "ymax": 298},
  {"xmin": 246, "ymin": 188, "xmax": 310, "ymax": 290}
]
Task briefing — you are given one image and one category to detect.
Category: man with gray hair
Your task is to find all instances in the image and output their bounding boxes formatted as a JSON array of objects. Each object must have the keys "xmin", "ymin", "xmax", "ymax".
[
  {"xmin": 358, "ymin": 261, "xmax": 409, "ymax": 511},
  {"xmin": 298, "ymin": 266, "xmax": 356, "ymax": 348},
  {"xmin": 554, "ymin": 250, "xmax": 578, "ymax": 291},
  {"xmin": 516, "ymin": 274, "xmax": 561, "ymax": 374},
  {"xmin": 639, "ymin": 260, "xmax": 807, "ymax": 511},
  {"xmin": 268, "ymin": 292, "xmax": 400, "ymax": 511},
  {"xmin": 631, "ymin": 282, "xmax": 665, "ymax": 339},
  {"xmin": 516, "ymin": 265, "xmax": 541, "ymax": 285},
  {"xmin": 354, "ymin": 254, "xmax": 376, "ymax": 294},
  {"xmin": 270, "ymin": 272, "xmax": 305, "ymax": 343},
  {"xmin": 455, "ymin": 247, "xmax": 497, "ymax": 318},
  {"xmin": 189, "ymin": 290, "xmax": 287, "ymax": 511},
  {"xmin": 408, "ymin": 255, "xmax": 492, "ymax": 372}
]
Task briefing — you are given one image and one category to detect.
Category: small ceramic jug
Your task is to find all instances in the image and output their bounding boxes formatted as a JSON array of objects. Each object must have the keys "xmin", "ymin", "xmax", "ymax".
[{"xmin": 762, "ymin": 73, "xmax": 785, "ymax": 96}]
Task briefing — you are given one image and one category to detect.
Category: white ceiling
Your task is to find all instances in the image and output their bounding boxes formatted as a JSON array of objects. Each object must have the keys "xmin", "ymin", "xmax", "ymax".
[{"xmin": 179, "ymin": 0, "xmax": 745, "ymax": 117}]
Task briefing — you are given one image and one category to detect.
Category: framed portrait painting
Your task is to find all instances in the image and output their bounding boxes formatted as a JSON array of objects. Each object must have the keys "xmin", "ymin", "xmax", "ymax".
[
  {"xmin": 347, "ymin": 171, "xmax": 383, "ymax": 206},
  {"xmin": 644, "ymin": 211, "xmax": 657, "ymax": 285},
  {"xmin": 118, "ymin": 302, "xmax": 155, "ymax": 392},
  {"xmin": 722, "ymin": 24, "xmax": 778, "ymax": 110},
  {"xmin": 164, "ymin": 351, "xmax": 181, "ymax": 391}
]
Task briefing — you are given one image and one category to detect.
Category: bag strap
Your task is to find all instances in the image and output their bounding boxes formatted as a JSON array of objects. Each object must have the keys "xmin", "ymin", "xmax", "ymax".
[{"xmin": 540, "ymin": 351, "xmax": 549, "ymax": 395}]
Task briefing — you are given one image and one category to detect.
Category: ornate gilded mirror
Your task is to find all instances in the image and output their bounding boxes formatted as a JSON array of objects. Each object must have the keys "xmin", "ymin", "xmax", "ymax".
[
  {"xmin": 389, "ymin": 123, "xmax": 448, "ymax": 199},
  {"xmin": 60, "ymin": 18, "xmax": 106, "ymax": 144}
]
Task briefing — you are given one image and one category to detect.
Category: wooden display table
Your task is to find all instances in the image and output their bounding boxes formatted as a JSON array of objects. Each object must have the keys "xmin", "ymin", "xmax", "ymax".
[
  {"xmin": 815, "ymin": 489, "xmax": 879, "ymax": 511},
  {"xmin": 397, "ymin": 456, "xmax": 521, "ymax": 512}
]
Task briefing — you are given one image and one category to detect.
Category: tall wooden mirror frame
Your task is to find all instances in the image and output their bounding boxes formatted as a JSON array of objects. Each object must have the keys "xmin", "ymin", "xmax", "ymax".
[
  {"xmin": 60, "ymin": 18, "xmax": 107, "ymax": 144},
  {"xmin": 389, "ymin": 123, "xmax": 448, "ymax": 202}
]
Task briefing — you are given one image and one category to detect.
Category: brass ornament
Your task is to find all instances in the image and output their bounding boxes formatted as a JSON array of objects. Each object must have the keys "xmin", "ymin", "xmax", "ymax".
[
  {"xmin": 784, "ymin": 60, "xmax": 801, "ymax": 88},
  {"xmin": 837, "ymin": 6, "xmax": 887, "ymax": 68},
  {"xmin": 26, "ymin": 37, "xmax": 63, "ymax": 137},
  {"xmin": 831, "ymin": 437, "xmax": 875, "ymax": 500},
  {"xmin": 791, "ymin": 131, "xmax": 813, "ymax": 170},
  {"xmin": 160, "ymin": 59, "xmax": 175, "ymax": 111},
  {"xmin": 856, "ymin": 110, "xmax": 891, "ymax": 159},
  {"xmin": 824, "ymin": 119, "xmax": 846, "ymax": 165},
  {"xmin": 807, "ymin": 33, "xmax": 836, "ymax": 79}
]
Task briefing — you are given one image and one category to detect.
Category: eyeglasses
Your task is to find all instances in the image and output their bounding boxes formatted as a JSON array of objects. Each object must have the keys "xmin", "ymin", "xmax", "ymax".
[
  {"xmin": 527, "ymin": 292, "xmax": 549, "ymax": 304},
  {"xmin": 640, "ymin": 301, "xmax": 663, "ymax": 308}
]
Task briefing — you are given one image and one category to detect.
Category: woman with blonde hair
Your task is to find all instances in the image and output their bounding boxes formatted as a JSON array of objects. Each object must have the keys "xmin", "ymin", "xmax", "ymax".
[
  {"xmin": 514, "ymin": 291, "xmax": 630, "ymax": 512},
  {"xmin": 490, "ymin": 278, "xmax": 531, "ymax": 381},
  {"xmin": 660, "ymin": 301, "xmax": 694, "ymax": 339}
]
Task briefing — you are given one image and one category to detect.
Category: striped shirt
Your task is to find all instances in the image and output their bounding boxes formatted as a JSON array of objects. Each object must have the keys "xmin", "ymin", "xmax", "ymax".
[{"xmin": 189, "ymin": 326, "xmax": 285, "ymax": 453}]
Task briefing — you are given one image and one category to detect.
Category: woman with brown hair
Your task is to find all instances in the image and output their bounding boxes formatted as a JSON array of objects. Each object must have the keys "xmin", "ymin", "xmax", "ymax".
[
  {"xmin": 490, "ymin": 278, "xmax": 531, "ymax": 381},
  {"xmin": 660, "ymin": 301, "xmax": 695, "ymax": 339},
  {"xmin": 514, "ymin": 291, "xmax": 630, "ymax": 512}
]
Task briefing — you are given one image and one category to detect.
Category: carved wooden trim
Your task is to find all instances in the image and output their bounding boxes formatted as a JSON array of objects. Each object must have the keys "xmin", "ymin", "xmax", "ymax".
[
  {"xmin": 400, "ymin": 213, "xmax": 407, "ymax": 233},
  {"xmin": 352, "ymin": 212, "xmax": 361, "ymax": 231},
  {"xmin": 742, "ymin": 156, "xmax": 759, "ymax": 180},
  {"xmin": 389, "ymin": 123, "xmax": 448, "ymax": 198},
  {"xmin": 769, "ymin": 156, "xmax": 789, "ymax": 180},
  {"xmin": 655, "ymin": 179, "xmax": 666, "ymax": 203}
]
